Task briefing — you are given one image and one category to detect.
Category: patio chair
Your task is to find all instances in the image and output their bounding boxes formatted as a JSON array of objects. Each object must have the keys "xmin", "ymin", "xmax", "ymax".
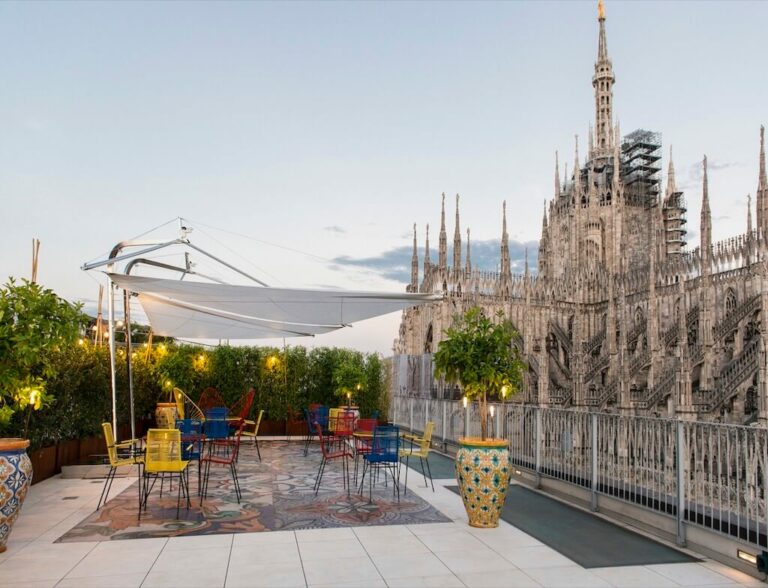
[
  {"xmin": 176, "ymin": 418, "xmax": 204, "ymax": 491},
  {"xmin": 399, "ymin": 421, "xmax": 435, "ymax": 494},
  {"xmin": 97, "ymin": 422, "xmax": 143, "ymax": 511},
  {"xmin": 358, "ymin": 425, "xmax": 401, "ymax": 503},
  {"xmin": 198, "ymin": 387, "xmax": 226, "ymax": 413},
  {"xmin": 240, "ymin": 409, "xmax": 264, "ymax": 460},
  {"xmin": 330, "ymin": 410, "xmax": 356, "ymax": 450},
  {"xmin": 227, "ymin": 388, "xmax": 255, "ymax": 430},
  {"xmin": 313, "ymin": 423, "xmax": 352, "ymax": 497},
  {"xmin": 141, "ymin": 428, "xmax": 190, "ymax": 519},
  {"xmin": 204, "ymin": 407, "xmax": 230, "ymax": 457},
  {"xmin": 201, "ymin": 424, "xmax": 244, "ymax": 505},
  {"xmin": 303, "ymin": 408, "xmax": 316, "ymax": 456},
  {"xmin": 353, "ymin": 418, "xmax": 377, "ymax": 483},
  {"xmin": 174, "ymin": 387, "xmax": 205, "ymax": 421}
]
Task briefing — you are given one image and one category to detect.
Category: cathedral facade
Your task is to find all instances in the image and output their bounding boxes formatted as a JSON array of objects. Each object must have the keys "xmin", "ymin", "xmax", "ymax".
[{"xmin": 393, "ymin": 1, "xmax": 768, "ymax": 425}]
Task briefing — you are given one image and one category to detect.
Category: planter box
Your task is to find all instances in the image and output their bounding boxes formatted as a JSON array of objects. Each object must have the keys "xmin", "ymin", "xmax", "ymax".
[
  {"xmin": 258, "ymin": 420, "xmax": 286, "ymax": 436},
  {"xmin": 29, "ymin": 445, "xmax": 56, "ymax": 485},
  {"xmin": 286, "ymin": 421, "xmax": 306, "ymax": 436}
]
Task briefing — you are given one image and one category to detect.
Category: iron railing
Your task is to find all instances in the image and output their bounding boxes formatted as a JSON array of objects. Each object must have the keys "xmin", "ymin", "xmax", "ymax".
[{"xmin": 391, "ymin": 394, "xmax": 768, "ymax": 550}]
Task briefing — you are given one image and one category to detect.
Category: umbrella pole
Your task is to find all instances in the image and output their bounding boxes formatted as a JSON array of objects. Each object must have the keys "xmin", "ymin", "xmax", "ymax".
[
  {"xmin": 108, "ymin": 277, "xmax": 118, "ymax": 440},
  {"xmin": 124, "ymin": 290, "xmax": 135, "ymax": 442}
]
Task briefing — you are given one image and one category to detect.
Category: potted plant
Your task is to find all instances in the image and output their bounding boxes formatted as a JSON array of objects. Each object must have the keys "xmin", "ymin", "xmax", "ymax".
[
  {"xmin": 434, "ymin": 307, "xmax": 524, "ymax": 528},
  {"xmin": 0, "ymin": 278, "xmax": 85, "ymax": 552}
]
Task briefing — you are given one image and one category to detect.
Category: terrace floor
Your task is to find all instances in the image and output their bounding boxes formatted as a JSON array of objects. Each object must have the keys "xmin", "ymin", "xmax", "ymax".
[{"xmin": 1, "ymin": 440, "xmax": 764, "ymax": 588}]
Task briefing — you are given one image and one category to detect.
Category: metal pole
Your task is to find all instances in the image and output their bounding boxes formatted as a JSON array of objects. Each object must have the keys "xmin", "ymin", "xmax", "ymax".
[
  {"xmin": 676, "ymin": 420, "xmax": 687, "ymax": 546},
  {"xmin": 107, "ymin": 278, "xmax": 118, "ymax": 440},
  {"xmin": 124, "ymin": 290, "xmax": 135, "ymax": 442},
  {"xmin": 591, "ymin": 412, "xmax": 598, "ymax": 511},
  {"xmin": 409, "ymin": 397, "xmax": 414, "ymax": 432},
  {"xmin": 442, "ymin": 400, "xmax": 447, "ymax": 449},
  {"xmin": 464, "ymin": 404, "xmax": 469, "ymax": 439},
  {"xmin": 535, "ymin": 408, "xmax": 542, "ymax": 488}
]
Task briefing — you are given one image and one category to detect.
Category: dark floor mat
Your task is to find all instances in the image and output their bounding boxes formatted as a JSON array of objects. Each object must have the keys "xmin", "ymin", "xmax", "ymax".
[{"xmin": 446, "ymin": 483, "xmax": 697, "ymax": 568}]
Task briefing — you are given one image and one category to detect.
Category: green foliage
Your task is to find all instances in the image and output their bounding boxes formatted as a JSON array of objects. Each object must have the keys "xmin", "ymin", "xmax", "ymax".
[
  {"xmin": 0, "ymin": 278, "xmax": 87, "ymax": 432},
  {"xmin": 332, "ymin": 351, "xmax": 366, "ymax": 405},
  {"xmin": 433, "ymin": 307, "xmax": 525, "ymax": 439},
  {"xmin": 2, "ymin": 334, "xmax": 388, "ymax": 447}
]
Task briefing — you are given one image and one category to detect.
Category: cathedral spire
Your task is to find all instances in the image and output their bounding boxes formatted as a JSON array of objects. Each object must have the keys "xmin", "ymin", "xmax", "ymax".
[
  {"xmin": 500, "ymin": 201, "xmax": 511, "ymax": 277},
  {"xmin": 666, "ymin": 145, "xmax": 677, "ymax": 198},
  {"xmin": 758, "ymin": 125, "xmax": 767, "ymax": 236},
  {"xmin": 542, "ymin": 200, "xmax": 548, "ymax": 230},
  {"xmin": 748, "ymin": 194, "xmax": 753, "ymax": 235},
  {"xmin": 453, "ymin": 194, "xmax": 462, "ymax": 272},
  {"xmin": 438, "ymin": 193, "xmax": 448, "ymax": 270},
  {"xmin": 593, "ymin": 0, "xmax": 615, "ymax": 157},
  {"xmin": 572, "ymin": 135, "xmax": 582, "ymax": 202},
  {"xmin": 423, "ymin": 223, "xmax": 431, "ymax": 278},
  {"xmin": 465, "ymin": 228, "xmax": 472, "ymax": 273},
  {"xmin": 701, "ymin": 156, "xmax": 712, "ymax": 273},
  {"xmin": 409, "ymin": 223, "xmax": 419, "ymax": 292},
  {"xmin": 554, "ymin": 151, "xmax": 561, "ymax": 198}
]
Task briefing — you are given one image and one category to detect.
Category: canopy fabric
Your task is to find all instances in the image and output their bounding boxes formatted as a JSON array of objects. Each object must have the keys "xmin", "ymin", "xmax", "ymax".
[{"xmin": 109, "ymin": 274, "xmax": 440, "ymax": 339}]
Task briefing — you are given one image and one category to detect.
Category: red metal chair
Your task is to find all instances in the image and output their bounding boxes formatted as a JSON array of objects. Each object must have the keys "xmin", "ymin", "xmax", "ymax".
[
  {"xmin": 353, "ymin": 418, "xmax": 377, "ymax": 483},
  {"xmin": 198, "ymin": 387, "xmax": 226, "ymax": 413},
  {"xmin": 200, "ymin": 425, "xmax": 244, "ymax": 504},
  {"xmin": 313, "ymin": 423, "xmax": 352, "ymax": 496}
]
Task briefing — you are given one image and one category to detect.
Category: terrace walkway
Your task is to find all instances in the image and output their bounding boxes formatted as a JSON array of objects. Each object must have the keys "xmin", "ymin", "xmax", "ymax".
[{"xmin": 0, "ymin": 441, "xmax": 763, "ymax": 588}]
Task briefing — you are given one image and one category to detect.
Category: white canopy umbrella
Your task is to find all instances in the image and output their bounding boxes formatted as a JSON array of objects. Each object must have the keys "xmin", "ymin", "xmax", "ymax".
[{"xmin": 109, "ymin": 273, "xmax": 438, "ymax": 339}]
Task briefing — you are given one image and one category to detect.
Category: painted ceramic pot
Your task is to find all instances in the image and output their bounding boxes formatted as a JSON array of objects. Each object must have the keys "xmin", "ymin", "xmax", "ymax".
[
  {"xmin": 155, "ymin": 403, "xmax": 179, "ymax": 429},
  {"xmin": 0, "ymin": 438, "xmax": 33, "ymax": 553},
  {"xmin": 455, "ymin": 437, "xmax": 511, "ymax": 528}
]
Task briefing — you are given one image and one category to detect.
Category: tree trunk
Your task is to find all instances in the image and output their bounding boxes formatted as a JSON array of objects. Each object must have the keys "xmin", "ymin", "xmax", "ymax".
[{"xmin": 480, "ymin": 391, "xmax": 487, "ymax": 440}]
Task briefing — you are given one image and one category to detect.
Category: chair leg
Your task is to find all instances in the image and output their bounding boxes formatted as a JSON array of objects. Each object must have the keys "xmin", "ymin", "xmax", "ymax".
[
  {"xmin": 314, "ymin": 456, "xmax": 327, "ymax": 495},
  {"xmin": 97, "ymin": 466, "xmax": 115, "ymax": 510},
  {"xmin": 403, "ymin": 455, "xmax": 410, "ymax": 496},
  {"xmin": 176, "ymin": 472, "xmax": 182, "ymax": 519},
  {"xmin": 419, "ymin": 456, "xmax": 429, "ymax": 488},
  {"xmin": 255, "ymin": 436, "xmax": 261, "ymax": 461},
  {"xmin": 424, "ymin": 456, "xmax": 435, "ymax": 491},
  {"xmin": 230, "ymin": 461, "xmax": 241, "ymax": 503}
]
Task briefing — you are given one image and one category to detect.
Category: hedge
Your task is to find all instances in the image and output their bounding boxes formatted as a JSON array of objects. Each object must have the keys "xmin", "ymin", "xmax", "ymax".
[{"xmin": 5, "ymin": 343, "xmax": 388, "ymax": 450}]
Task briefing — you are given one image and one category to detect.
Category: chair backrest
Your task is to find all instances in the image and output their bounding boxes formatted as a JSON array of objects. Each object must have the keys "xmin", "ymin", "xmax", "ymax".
[
  {"xmin": 102, "ymin": 422, "xmax": 119, "ymax": 467},
  {"xmin": 370, "ymin": 425, "xmax": 400, "ymax": 462},
  {"xmin": 205, "ymin": 408, "xmax": 229, "ymax": 439},
  {"xmin": 175, "ymin": 419, "xmax": 203, "ymax": 459},
  {"xmin": 328, "ymin": 408, "xmax": 342, "ymax": 431},
  {"xmin": 173, "ymin": 387, "xmax": 205, "ymax": 421},
  {"xmin": 253, "ymin": 409, "xmax": 264, "ymax": 435},
  {"xmin": 145, "ymin": 428, "xmax": 183, "ymax": 471},
  {"xmin": 315, "ymin": 423, "xmax": 335, "ymax": 458},
  {"xmin": 231, "ymin": 388, "xmax": 256, "ymax": 422},
  {"xmin": 315, "ymin": 406, "xmax": 330, "ymax": 428},
  {"xmin": 420, "ymin": 421, "xmax": 435, "ymax": 451},
  {"xmin": 356, "ymin": 418, "xmax": 377, "ymax": 432},
  {"xmin": 198, "ymin": 387, "xmax": 226, "ymax": 412},
  {"xmin": 333, "ymin": 412, "xmax": 356, "ymax": 436}
]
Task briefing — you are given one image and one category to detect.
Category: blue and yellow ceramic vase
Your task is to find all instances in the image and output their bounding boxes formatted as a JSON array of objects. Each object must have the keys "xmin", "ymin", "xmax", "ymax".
[
  {"xmin": 455, "ymin": 437, "xmax": 511, "ymax": 528},
  {"xmin": 0, "ymin": 439, "xmax": 33, "ymax": 553}
]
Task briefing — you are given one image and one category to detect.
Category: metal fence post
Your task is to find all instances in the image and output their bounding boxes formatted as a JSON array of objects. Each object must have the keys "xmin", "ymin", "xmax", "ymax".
[
  {"xmin": 442, "ymin": 400, "xmax": 447, "ymax": 449},
  {"xmin": 535, "ymin": 408, "xmax": 542, "ymax": 488},
  {"xmin": 464, "ymin": 404, "xmax": 470, "ymax": 439},
  {"xmin": 591, "ymin": 412, "xmax": 598, "ymax": 512},
  {"xmin": 676, "ymin": 420, "xmax": 687, "ymax": 547}
]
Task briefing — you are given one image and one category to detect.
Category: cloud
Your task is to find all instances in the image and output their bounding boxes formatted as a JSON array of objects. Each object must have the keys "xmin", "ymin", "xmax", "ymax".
[
  {"xmin": 330, "ymin": 239, "xmax": 539, "ymax": 284},
  {"xmin": 323, "ymin": 225, "xmax": 346, "ymax": 234}
]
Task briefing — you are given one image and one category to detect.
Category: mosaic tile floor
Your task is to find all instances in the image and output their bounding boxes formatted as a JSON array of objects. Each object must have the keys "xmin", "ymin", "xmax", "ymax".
[{"xmin": 56, "ymin": 440, "xmax": 449, "ymax": 542}]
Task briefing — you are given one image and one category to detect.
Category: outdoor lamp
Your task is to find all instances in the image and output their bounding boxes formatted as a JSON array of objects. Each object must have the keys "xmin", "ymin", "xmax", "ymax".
[
  {"xmin": 490, "ymin": 405, "xmax": 495, "ymax": 417},
  {"xmin": 462, "ymin": 396, "xmax": 468, "ymax": 408},
  {"xmin": 501, "ymin": 385, "xmax": 509, "ymax": 398}
]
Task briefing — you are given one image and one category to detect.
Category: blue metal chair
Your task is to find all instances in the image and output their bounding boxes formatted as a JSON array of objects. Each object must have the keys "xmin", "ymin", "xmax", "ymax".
[
  {"xmin": 358, "ymin": 425, "xmax": 400, "ymax": 503},
  {"xmin": 176, "ymin": 418, "xmax": 203, "ymax": 492},
  {"xmin": 204, "ymin": 408, "xmax": 230, "ymax": 459}
]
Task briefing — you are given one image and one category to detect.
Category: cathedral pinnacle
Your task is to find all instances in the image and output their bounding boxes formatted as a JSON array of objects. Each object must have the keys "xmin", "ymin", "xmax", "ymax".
[
  {"xmin": 410, "ymin": 223, "xmax": 419, "ymax": 292},
  {"xmin": 554, "ymin": 151, "xmax": 561, "ymax": 198},
  {"xmin": 758, "ymin": 125, "xmax": 767, "ymax": 236},
  {"xmin": 598, "ymin": 0, "xmax": 605, "ymax": 21},
  {"xmin": 593, "ymin": 0, "xmax": 615, "ymax": 156},
  {"xmin": 500, "ymin": 201, "xmax": 511, "ymax": 278},
  {"xmin": 465, "ymin": 227, "xmax": 472, "ymax": 273},
  {"xmin": 423, "ymin": 223, "xmax": 431, "ymax": 278},
  {"xmin": 438, "ymin": 193, "xmax": 448, "ymax": 270},
  {"xmin": 453, "ymin": 194, "xmax": 462, "ymax": 272},
  {"xmin": 666, "ymin": 145, "xmax": 677, "ymax": 198},
  {"xmin": 701, "ymin": 156, "xmax": 712, "ymax": 267}
]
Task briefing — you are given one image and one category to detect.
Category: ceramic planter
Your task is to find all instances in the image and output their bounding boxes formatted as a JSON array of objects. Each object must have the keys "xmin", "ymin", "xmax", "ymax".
[
  {"xmin": 0, "ymin": 438, "xmax": 33, "ymax": 553},
  {"xmin": 455, "ymin": 437, "xmax": 511, "ymax": 528}
]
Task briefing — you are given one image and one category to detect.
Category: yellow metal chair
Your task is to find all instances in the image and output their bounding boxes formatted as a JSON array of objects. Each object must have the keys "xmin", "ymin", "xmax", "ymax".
[
  {"xmin": 399, "ymin": 421, "xmax": 435, "ymax": 494},
  {"xmin": 141, "ymin": 428, "xmax": 190, "ymax": 519},
  {"xmin": 98, "ymin": 422, "xmax": 144, "ymax": 510},
  {"xmin": 173, "ymin": 387, "xmax": 205, "ymax": 421},
  {"xmin": 240, "ymin": 409, "xmax": 265, "ymax": 460}
]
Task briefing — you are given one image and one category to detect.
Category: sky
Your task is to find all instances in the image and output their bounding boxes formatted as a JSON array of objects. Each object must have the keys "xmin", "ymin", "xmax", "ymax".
[{"xmin": 1, "ymin": 0, "xmax": 766, "ymax": 355}]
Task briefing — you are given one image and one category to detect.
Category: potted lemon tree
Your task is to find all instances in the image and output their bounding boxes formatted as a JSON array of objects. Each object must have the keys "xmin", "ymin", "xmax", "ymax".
[
  {"xmin": 434, "ymin": 307, "xmax": 524, "ymax": 528},
  {"xmin": 0, "ymin": 278, "xmax": 84, "ymax": 553}
]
